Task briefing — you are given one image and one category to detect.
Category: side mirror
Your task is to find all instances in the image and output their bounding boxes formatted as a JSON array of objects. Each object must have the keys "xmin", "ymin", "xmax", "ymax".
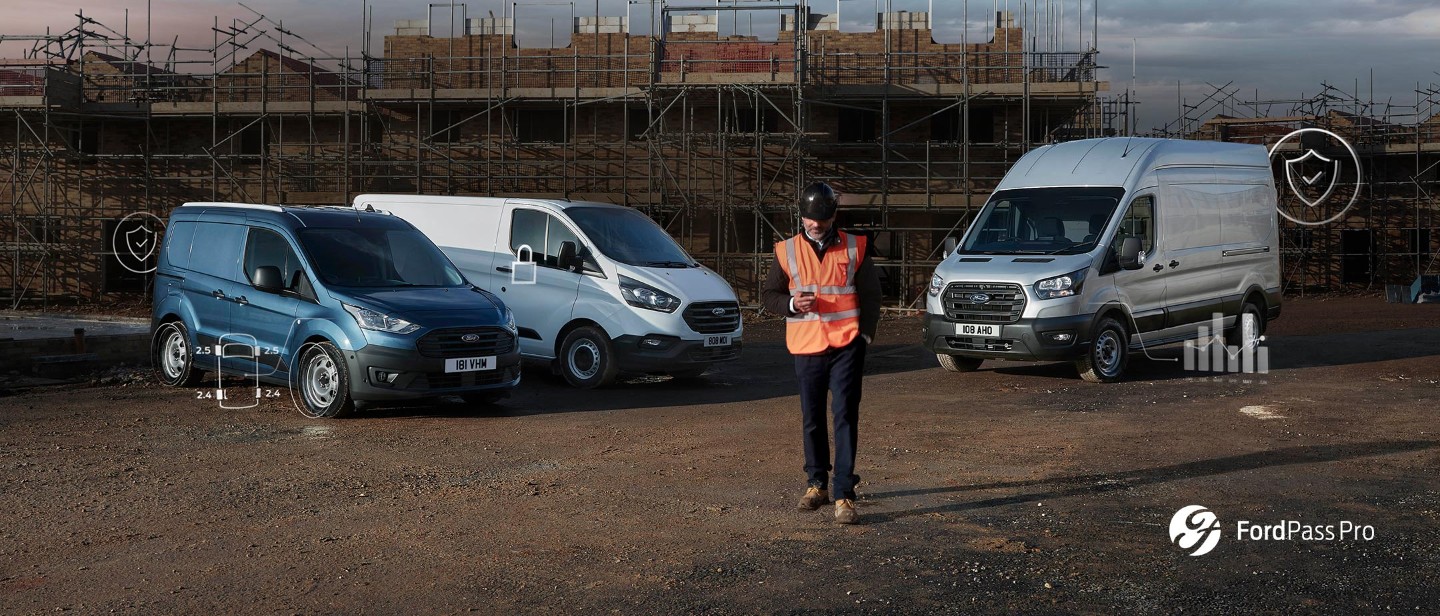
[
  {"xmin": 1118, "ymin": 237, "xmax": 1143, "ymax": 270},
  {"xmin": 252, "ymin": 265, "xmax": 285, "ymax": 292},
  {"xmin": 557, "ymin": 241, "xmax": 580, "ymax": 272},
  {"xmin": 942, "ymin": 237, "xmax": 958, "ymax": 258}
]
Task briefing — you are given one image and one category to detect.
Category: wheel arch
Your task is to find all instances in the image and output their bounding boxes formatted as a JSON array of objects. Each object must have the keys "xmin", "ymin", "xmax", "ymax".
[{"xmin": 553, "ymin": 318, "xmax": 606, "ymax": 358}]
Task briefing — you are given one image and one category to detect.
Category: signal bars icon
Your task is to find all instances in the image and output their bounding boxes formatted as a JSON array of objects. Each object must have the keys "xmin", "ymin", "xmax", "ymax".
[{"xmin": 1183, "ymin": 313, "xmax": 1269, "ymax": 375}]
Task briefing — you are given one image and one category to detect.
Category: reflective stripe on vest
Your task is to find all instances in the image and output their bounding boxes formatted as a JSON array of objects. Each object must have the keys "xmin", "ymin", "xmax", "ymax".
[{"xmin": 777, "ymin": 231, "xmax": 866, "ymax": 354}]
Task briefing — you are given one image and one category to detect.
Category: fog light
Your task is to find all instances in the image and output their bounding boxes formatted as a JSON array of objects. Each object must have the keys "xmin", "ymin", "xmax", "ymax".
[
  {"xmin": 368, "ymin": 367, "xmax": 401, "ymax": 386},
  {"xmin": 1042, "ymin": 331, "xmax": 1074, "ymax": 344},
  {"xmin": 639, "ymin": 336, "xmax": 677, "ymax": 350}
]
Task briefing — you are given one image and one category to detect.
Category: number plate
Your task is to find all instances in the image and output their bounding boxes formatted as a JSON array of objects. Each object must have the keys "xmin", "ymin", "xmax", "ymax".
[
  {"xmin": 954, "ymin": 323, "xmax": 1001, "ymax": 337},
  {"xmin": 703, "ymin": 334, "xmax": 732, "ymax": 348},
  {"xmin": 445, "ymin": 356, "xmax": 496, "ymax": 373}
]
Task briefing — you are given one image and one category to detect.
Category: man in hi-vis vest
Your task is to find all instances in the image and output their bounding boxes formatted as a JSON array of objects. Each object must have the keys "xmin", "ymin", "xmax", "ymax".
[{"xmin": 761, "ymin": 182, "xmax": 882, "ymax": 525}]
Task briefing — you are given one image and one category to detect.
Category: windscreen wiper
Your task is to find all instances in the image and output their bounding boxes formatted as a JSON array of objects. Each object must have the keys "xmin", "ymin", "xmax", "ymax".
[{"xmin": 1045, "ymin": 241, "xmax": 1094, "ymax": 255}]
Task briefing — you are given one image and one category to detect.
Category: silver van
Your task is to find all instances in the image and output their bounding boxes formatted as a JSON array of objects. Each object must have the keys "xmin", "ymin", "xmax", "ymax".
[
  {"xmin": 352, "ymin": 195, "xmax": 742, "ymax": 389},
  {"xmin": 923, "ymin": 137, "xmax": 1282, "ymax": 382}
]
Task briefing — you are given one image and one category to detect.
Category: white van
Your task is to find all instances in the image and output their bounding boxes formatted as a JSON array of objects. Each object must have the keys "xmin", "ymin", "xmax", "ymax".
[
  {"xmin": 923, "ymin": 137, "xmax": 1281, "ymax": 382},
  {"xmin": 353, "ymin": 195, "xmax": 743, "ymax": 388}
]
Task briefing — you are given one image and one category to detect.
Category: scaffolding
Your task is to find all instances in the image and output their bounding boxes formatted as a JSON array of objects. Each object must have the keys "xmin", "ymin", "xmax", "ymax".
[
  {"xmin": 1158, "ymin": 81, "xmax": 1440, "ymax": 293},
  {"xmin": 1, "ymin": 1, "xmax": 1118, "ymax": 310}
]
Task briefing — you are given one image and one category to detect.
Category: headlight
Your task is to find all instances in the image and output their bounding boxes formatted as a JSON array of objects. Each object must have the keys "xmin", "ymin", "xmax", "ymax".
[
  {"xmin": 343, "ymin": 303, "xmax": 421, "ymax": 334},
  {"xmin": 1034, "ymin": 269, "xmax": 1087, "ymax": 300},
  {"xmin": 619, "ymin": 275, "xmax": 681, "ymax": 313},
  {"xmin": 928, "ymin": 273, "xmax": 944, "ymax": 297},
  {"xmin": 503, "ymin": 308, "xmax": 517, "ymax": 334}
]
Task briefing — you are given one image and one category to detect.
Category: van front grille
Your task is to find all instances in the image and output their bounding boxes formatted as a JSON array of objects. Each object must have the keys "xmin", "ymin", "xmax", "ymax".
[
  {"xmin": 945, "ymin": 336, "xmax": 1015, "ymax": 352},
  {"xmin": 942, "ymin": 282, "xmax": 1026, "ymax": 323},
  {"xmin": 416, "ymin": 327, "xmax": 516, "ymax": 358},
  {"xmin": 684, "ymin": 301, "xmax": 741, "ymax": 334}
]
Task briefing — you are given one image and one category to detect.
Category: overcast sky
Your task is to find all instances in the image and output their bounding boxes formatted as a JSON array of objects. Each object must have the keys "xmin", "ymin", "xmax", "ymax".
[{"xmin": 2, "ymin": 0, "xmax": 1437, "ymax": 131}]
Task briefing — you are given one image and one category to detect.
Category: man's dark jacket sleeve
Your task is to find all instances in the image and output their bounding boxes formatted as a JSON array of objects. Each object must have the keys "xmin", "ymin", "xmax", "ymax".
[
  {"xmin": 855, "ymin": 251, "xmax": 881, "ymax": 342},
  {"xmin": 761, "ymin": 255, "xmax": 796, "ymax": 317}
]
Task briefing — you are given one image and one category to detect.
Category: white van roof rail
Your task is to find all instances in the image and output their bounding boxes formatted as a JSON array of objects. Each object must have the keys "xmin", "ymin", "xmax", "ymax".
[{"xmin": 179, "ymin": 202, "xmax": 284, "ymax": 212}]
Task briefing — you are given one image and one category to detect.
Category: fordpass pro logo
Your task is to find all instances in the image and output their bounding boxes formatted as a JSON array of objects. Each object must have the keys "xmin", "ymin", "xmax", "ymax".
[{"xmin": 1169, "ymin": 505, "xmax": 1223, "ymax": 556}]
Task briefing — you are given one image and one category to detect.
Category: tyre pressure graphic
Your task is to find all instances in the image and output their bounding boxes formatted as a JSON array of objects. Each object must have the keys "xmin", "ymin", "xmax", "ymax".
[
  {"xmin": 215, "ymin": 333, "xmax": 262, "ymax": 409},
  {"xmin": 196, "ymin": 321, "xmax": 303, "ymax": 410}
]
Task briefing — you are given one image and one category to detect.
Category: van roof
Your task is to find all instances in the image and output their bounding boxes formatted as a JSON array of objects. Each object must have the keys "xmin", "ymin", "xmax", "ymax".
[
  {"xmin": 995, "ymin": 137, "xmax": 1271, "ymax": 191},
  {"xmin": 351, "ymin": 194, "xmax": 631, "ymax": 212},
  {"xmin": 172, "ymin": 202, "xmax": 411, "ymax": 229}
]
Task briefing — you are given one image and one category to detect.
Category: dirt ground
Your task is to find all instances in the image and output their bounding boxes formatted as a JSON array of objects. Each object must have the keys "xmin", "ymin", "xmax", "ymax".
[{"xmin": 1, "ymin": 296, "xmax": 1437, "ymax": 614}]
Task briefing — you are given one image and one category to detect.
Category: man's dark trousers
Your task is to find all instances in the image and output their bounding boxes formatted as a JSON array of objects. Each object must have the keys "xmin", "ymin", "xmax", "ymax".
[{"xmin": 795, "ymin": 336, "xmax": 866, "ymax": 499}]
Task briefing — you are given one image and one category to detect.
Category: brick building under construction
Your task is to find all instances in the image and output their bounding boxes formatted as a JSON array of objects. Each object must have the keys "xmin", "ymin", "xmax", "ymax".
[{"xmin": 0, "ymin": 1, "xmax": 1114, "ymax": 309}]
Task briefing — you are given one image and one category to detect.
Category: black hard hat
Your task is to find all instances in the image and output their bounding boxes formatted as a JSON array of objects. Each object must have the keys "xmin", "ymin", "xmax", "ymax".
[{"xmin": 798, "ymin": 182, "xmax": 838, "ymax": 220}]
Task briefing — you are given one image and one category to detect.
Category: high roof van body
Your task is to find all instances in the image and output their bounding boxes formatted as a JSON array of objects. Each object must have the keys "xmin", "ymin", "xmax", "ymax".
[{"xmin": 923, "ymin": 138, "xmax": 1281, "ymax": 381}]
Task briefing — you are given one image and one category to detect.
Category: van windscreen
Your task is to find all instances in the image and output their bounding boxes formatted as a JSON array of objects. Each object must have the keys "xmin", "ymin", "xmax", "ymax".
[
  {"xmin": 960, "ymin": 187, "xmax": 1126, "ymax": 255},
  {"xmin": 566, "ymin": 207, "xmax": 696, "ymax": 268},
  {"xmin": 297, "ymin": 227, "xmax": 466, "ymax": 288}
]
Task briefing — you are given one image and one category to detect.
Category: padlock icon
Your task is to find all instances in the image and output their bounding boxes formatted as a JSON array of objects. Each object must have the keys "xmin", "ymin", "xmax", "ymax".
[{"xmin": 511, "ymin": 244, "xmax": 538, "ymax": 284}]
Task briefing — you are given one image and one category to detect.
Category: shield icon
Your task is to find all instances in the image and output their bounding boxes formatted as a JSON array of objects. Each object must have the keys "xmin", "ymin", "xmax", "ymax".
[
  {"xmin": 125, "ymin": 224, "xmax": 157, "ymax": 262},
  {"xmin": 1283, "ymin": 149, "xmax": 1341, "ymax": 208}
]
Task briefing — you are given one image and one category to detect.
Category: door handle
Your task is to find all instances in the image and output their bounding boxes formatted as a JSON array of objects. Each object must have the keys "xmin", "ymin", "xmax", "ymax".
[
  {"xmin": 233, "ymin": 296, "xmax": 249, "ymax": 306},
  {"xmin": 1169, "ymin": 260, "xmax": 1180, "ymax": 269},
  {"xmin": 212, "ymin": 289, "xmax": 228, "ymax": 299},
  {"xmin": 1152, "ymin": 263, "xmax": 1164, "ymax": 272},
  {"xmin": 496, "ymin": 266, "xmax": 513, "ymax": 274}
]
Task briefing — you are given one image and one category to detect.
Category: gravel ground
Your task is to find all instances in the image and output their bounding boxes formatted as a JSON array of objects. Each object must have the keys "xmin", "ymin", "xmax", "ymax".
[{"xmin": 1, "ymin": 296, "xmax": 1437, "ymax": 613}]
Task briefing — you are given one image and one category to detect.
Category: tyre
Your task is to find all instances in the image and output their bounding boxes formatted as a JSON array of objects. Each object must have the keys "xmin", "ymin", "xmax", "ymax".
[
  {"xmin": 936, "ymin": 353, "xmax": 983, "ymax": 373},
  {"xmin": 1076, "ymin": 317, "xmax": 1129, "ymax": 383},
  {"xmin": 1225, "ymin": 301, "xmax": 1266, "ymax": 350},
  {"xmin": 153, "ymin": 321, "xmax": 204, "ymax": 387},
  {"xmin": 295, "ymin": 342, "xmax": 354, "ymax": 418},
  {"xmin": 558, "ymin": 326, "xmax": 618, "ymax": 389}
]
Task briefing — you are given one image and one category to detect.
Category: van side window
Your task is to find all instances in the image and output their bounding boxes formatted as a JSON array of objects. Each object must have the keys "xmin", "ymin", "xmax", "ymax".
[
  {"xmin": 188, "ymin": 222, "xmax": 246, "ymax": 280},
  {"xmin": 244, "ymin": 228, "xmax": 309, "ymax": 297},
  {"xmin": 510, "ymin": 209, "xmax": 588, "ymax": 270},
  {"xmin": 1110, "ymin": 195, "xmax": 1155, "ymax": 260},
  {"xmin": 511, "ymin": 209, "xmax": 548, "ymax": 260}
]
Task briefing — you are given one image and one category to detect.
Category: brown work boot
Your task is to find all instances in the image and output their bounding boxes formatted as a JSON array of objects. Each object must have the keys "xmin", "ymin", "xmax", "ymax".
[
  {"xmin": 834, "ymin": 499, "xmax": 859, "ymax": 524},
  {"xmin": 797, "ymin": 486, "xmax": 830, "ymax": 510}
]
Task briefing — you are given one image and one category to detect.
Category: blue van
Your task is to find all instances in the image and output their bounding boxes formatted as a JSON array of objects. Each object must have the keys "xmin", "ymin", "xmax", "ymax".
[{"xmin": 151, "ymin": 202, "xmax": 521, "ymax": 417}]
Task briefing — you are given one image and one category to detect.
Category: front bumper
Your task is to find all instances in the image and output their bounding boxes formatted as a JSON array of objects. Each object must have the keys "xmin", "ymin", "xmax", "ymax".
[
  {"xmin": 611, "ymin": 333, "xmax": 743, "ymax": 374},
  {"xmin": 342, "ymin": 341, "xmax": 523, "ymax": 401},
  {"xmin": 922, "ymin": 312, "xmax": 1094, "ymax": 361}
]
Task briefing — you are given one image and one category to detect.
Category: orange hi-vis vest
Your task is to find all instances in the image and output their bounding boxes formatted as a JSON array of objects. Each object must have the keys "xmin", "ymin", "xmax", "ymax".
[{"xmin": 776, "ymin": 231, "xmax": 867, "ymax": 355}]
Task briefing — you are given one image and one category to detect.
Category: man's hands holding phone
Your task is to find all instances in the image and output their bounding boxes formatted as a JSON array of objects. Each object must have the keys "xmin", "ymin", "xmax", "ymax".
[{"xmin": 793, "ymin": 291, "xmax": 817, "ymax": 314}]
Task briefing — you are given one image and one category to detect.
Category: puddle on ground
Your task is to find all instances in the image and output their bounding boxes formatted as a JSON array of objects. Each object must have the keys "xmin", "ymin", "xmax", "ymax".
[{"xmin": 1239, "ymin": 405, "xmax": 1285, "ymax": 420}]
